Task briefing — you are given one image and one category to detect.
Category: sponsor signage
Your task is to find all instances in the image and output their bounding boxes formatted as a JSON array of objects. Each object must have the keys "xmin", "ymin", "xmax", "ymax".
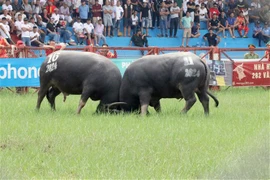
[{"xmin": 233, "ymin": 61, "xmax": 270, "ymax": 86}]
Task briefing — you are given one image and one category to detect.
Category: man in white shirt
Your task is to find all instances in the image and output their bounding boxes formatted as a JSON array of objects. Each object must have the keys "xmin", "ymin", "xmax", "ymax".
[
  {"xmin": 114, "ymin": 0, "xmax": 124, "ymax": 36},
  {"xmin": 0, "ymin": 17, "xmax": 12, "ymax": 44},
  {"xmin": 21, "ymin": 18, "xmax": 33, "ymax": 46},
  {"xmin": 2, "ymin": 0, "xmax": 13, "ymax": 13},
  {"xmin": 83, "ymin": 19, "xmax": 96, "ymax": 45},
  {"xmin": 59, "ymin": 2, "xmax": 73, "ymax": 23},
  {"xmin": 30, "ymin": 26, "xmax": 42, "ymax": 46},
  {"xmin": 14, "ymin": 14, "xmax": 24, "ymax": 37},
  {"xmin": 15, "ymin": 8, "xmax": 27, "ymax": 21},
  {"xmin": 73, "ymin": 17, "xmax": 85, "ymax": 45},
  {"xmin": 94, "ymin": 19, "xmax": 106, "ymax": 46},
  {"xmin": 51, "ymin": 8, "xmax": 60, "ymax": 25},
  {"xmin": 199, "ymin": 3, "xmax": 208, "ymax": 21}
]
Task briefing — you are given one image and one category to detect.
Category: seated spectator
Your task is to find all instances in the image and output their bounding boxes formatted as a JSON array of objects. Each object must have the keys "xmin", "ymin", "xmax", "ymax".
[
  {"xmin": 0, "ymin": 9, "xmax": 14, "ymax": 32},
  {"xmin": 0, "ymin": 34, "xmax": 10, "ymax": 58},
  {"xmin": 30, "ymin": 26, "xmax": 43, "ymax": 46},
  {"xmin": 59, "ymin": 2, "xmax": 72, "ymax": 23},
  {"xmin": 219, "ymin": 11, "xmax": 229, "ymax": 38},
  {"xmin": 190, "ymin": 22, "xmax": 200, "ymax": 38},
  {"xmin": 94, "ymin": 19, "xmax": 106, "ymax": 46},
  {"xmin": 22, "ymin": 0, "xmax": 33, "ymax": 18},
  {"xmin": 2, "ymin": 0, "xmax": 13, "ymax": 14},
  {"xmin": 208, "ymin": 3, "xmax": 220, "ymax": 19},
  {"xmin": 131, "ymin": 10, "xmax": 139, "ymax": 35},
  {"xmin": 97, "ymin": 43, "xmax": 117, "ymax": 58},
  {"xmin": 244, "ymin": 44, "xmax": 259, "ymax": 59},
  {"xmin": 208, "ymin": 13, "xmax": 222, "ymax": 33},
  {"xmin": 227, "ymin": 12, "xmax": 237, "ymax": 38},
  {"xmin": 46, "ymin": 1, "xmax": 57, "ymax": 16},
  {"xmin": 252, "ymin": 21, "xmax": 263, "ymax": 47},
  {"xmin": 29, "ymin": 16, "xmax": 45, "ymax": 43},
  {"xmin": 36, "ymin": 15, "xmax": 47, "ymax": 33},
  {"xmin": 129, "ymin": 29, "xmax": 148, "ymax": 55},
  {"xmin": 57, "ymin": 18, "xmax": 72, "ymax": 45},
  {"xmin": 83, "ymin": 18, "xmax": 96, "ymax": 45},
  {"xmin": 250, "ymin": 0, "xmax": 261, "ymax": 9},
  {"xmin": 46, "ymin": 17, "xmax": 59, "ymax": 42},
  {"xmin": 15, "ymin": 8, "xmax": 27, "ymax": 21},
  {"xmin": 15, "ymin": 14, "xmax": 24, "ymax": 37},
  {"xmin": 73, "ymin": 17, "xmax": 85, "ymax": 45},
  {"xmin": 199, "ymin": 3, "xmax": 208, "ymax": 21},
  {"xmin": 262, "ymin": 22, "xmax": 270, "ymax": 43},
  {"xmin": 236, "ymin": 0, "xmax": 248, "ymax": 12},
  {"xmin": 203, "ymin": 29, "xmax": 220, "ymax": 47},
  {"xmin": 51, "ymin": 8, "xmax": 60, "ymax": 25},
  {"xmin": 12, "ymin": 0, "xmax": 22, "ymax": 13},
  {"xmin": 79, "ymin": 0, "xmax": 89, "ymax": 23},
  {"xmin": 248, "ymin": 6, "xmax": 260, "ymax": 23},
  {"xmin": 235, "ymin": 11, "xmax": 249, "ymax": 38},
  {"xmin": 242, "ymin": 7, "xmax": 249, "ymax": 24},
  {"xmin": 21, "ymin": 18, "xmax": 32, "ymax": 46},
  {"xmin": 0, "ymin": 17, "xmax": 12, "ymax": 44},
  {"xmin": 40, "ymin": 8, "xmax": 50, "ymax": 23}
]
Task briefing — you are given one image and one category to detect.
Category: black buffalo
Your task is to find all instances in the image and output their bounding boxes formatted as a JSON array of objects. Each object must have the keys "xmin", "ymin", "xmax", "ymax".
[
  {"xmin": 119, "ymin": 52, "xmax": 219, "ymax": 115},
  {"xmin": 36, "ymin": 51, "xmax": 122, "ymax": 114}
]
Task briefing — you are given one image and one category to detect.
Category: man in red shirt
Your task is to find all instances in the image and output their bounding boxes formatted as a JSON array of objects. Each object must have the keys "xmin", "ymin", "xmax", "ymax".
[
  {"xmin": 44, "ymin": 40, "xmax": 66, "ymax": 56},
  {"xmin": 92, "ymin": 0, "xmax": 102, "ymax": 25},
  {"xmin": 97, "ymin": 43, "xmax": 117, "ymax": 58},
  {"xmin": 209, "ymin": 3, "xmax": 220, "ymax": 19},
  {"xmin": 46, "ymin": 1, "xmax": 57, "ymax": 16}
]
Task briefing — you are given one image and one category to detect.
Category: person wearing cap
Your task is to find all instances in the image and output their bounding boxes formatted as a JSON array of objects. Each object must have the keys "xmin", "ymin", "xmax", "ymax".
[
  {"xmin": 0, "ymin": 17, "xmax": 12, "ymax": 44},
  {"xmin": 129, "ymin": 29, "xmax": 148, "ymax": 55},
  {"xmin": 262, "ymin": 22, "xmax": 270, "ymax": 43},
  {"xmin": 244, "ymin": 44, "xmax": 259, "ymax": 59},
  {"xmin": 46, "ymin": 17, "xmax": 59, "ymax": 42},
  {"xmin": 252, "ymin": 21, "xmax": 263, "ymax": 47},
  {"xmin": 235, "ymin": 11, "xmax": 249, "ymax": 38},
  {"xmin": 21, "ymin": 18, "xmax": 33, "ymax": 46},
  {"xmin": 96, "ymin": 43, "xmax": 117, "ymax": 58}
]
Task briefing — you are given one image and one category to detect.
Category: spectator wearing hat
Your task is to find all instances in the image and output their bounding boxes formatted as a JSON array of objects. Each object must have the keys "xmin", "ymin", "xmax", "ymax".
[
  {"xmin": 30, "ymin": 26, "xmax": 43, "ymax": 46},
  {"xmin": 73, "ymin": 17, "xmax": 85, "ymax": 45},
  {"xmin": 21, "ymin": 18, "xmax": 33, "ymax": 46},
  {"xmin": 235, "ymin": 11, "xmax": 249, "ymax": 38},
  {"xmin": 44, "ymin": 40, "xmax": 66, "ymax": 56},
  {"xmin": 22, "ymin": 0, "xmax": 33, "ymax": 18},
  {"xmin": 94, "ymin": 19, "xmax": 106, "ymax": 46},
  {"xmin": 244, "ymin": 44, "xmax": 259, "ymax": 59},
  {"xmin": 46, "ymin": 17, "xmax": 59, "ymax": 42},
  {"xmin": 59, "ymin": 2, "xmax": 73, "ymax": 23},
  {"xmin": 129, "ymin": 29, "xmax": 148, "ymax": 55},
  {"xmin": 57, "ymin": 18, "xmax": 72, "ymax": 45},
  {"xmin": 208, "ymin": 13, "xmax": 222, "ymax": 33},
  {"xmin": 252, "ymin": 21, "xmax": 263, "ymax": 47},
  {"xmin": 79, "ymin": 0, "xmax": 89, "ymax": 23},
  {"xmin": 203, "ymin": 29, "xmax": 220, "ymax": 47},
  {"xmin": 262, "ymin": 22, "xmax": 270, "ymax": 43},
  {"xmin": 264, "ymin": 41, "xmax": 270, "ymax": 60}
]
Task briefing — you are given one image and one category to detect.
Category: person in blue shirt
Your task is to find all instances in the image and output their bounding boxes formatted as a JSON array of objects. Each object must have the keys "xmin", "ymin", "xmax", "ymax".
[
  {"xmin": 252, "ymin": 21, "xmax": 263, "ymax": 47},
  {"xmin": 79, "ymin": 0, "xmax": 89, "ymax": 23},
  {"xmin": 262, "ymin": 22, "xmax": 270, "ymax": 44},
  {"xmin": 227, "ymin": 12, "xmax": 237, "ymax": 38}
]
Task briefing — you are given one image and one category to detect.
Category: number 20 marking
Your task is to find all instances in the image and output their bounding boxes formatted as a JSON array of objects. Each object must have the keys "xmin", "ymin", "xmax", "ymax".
[{"xmin": 47, "ymin": 53, "xmax": 60, "ymax": 64}]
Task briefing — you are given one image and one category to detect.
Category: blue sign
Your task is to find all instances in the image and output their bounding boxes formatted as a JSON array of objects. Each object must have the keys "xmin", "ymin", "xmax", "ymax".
[{"xmin": 0, "ymin": 58, "xmax": 135, "ymax": 87}]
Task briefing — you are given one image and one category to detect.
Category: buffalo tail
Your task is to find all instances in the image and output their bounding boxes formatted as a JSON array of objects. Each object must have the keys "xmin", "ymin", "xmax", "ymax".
[{"xmin": 207, "ymin": 91, "xmax": 219, "ymax": 107}]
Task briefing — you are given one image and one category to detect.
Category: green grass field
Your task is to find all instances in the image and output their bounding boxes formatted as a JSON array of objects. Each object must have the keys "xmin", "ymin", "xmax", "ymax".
[{"xmin": 0, "ymin": 87, "xmax": 269, "ymax": 179}]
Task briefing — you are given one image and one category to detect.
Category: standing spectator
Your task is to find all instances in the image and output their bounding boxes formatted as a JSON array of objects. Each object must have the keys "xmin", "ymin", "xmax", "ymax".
[
  {"xmin": 110, "ymin": 0, "xmax": 116, "ymax": 36},
  {"xmin": 236, "ymin": 0, "xmax": 248, "ymax": 12},
  {"xmin": 227, "ymin": 12, "xmax": 237, "ymax": 38},
  {"xmin": 72, "ymin": 0, "xmax": 82, "ymax": 18},
  {"xmin": 92, "ymin": 0, "xmax": 102, "ymax": 25},
  {"xmin": 21, "ymin": 18, "xmax": 32, "ymax": 46},
  {"xmin": 79, "ymin": 0, "xmax": 89, "ymax": 23},
  {"xmin": 199, "ymin": 3, "xmax": 208, "ymax": 21},
  {"xmin": 170, "ymin": 2, "xmax": 180, "ymax": 38},
  {"xmin": 227, "ymin": 0, "xmax": 237, "ymax": 11},
  {"xmin": 203, "ymin": 29, "xmax": 220, "ymax": 47},
  {"xmin": 193, "ymin": 5, "xmax": 200, "ymax": 24},
  {"xmin": 15, "ymin": 14, "xmax": 24, "ymax": 38},
  {"xmin": 244, "ymin": 44, "xmax": 259, "ymax": 59},
  {"xmin": 0, "ymin": 34, "xmax": 10, "ymax": 58},
  {"xmin": 129, "ymin": 29, "xmax": 148, "ymax": 55},
  {"xmin": 46, "ymin": 1, "xmax": 57, "ymax": 16},
  {"xmin": 158, "ymin": 2, "xmax": 169, "ymax": 37},
  {"xmin": 114, "ymin": 0, "xmax": 124, "ymax": 36},
  {"xmin": 73, "ymin": 17, "xmax": 85, "ymax": 45},
  {"xmin": 250, "ymin": 0, "xmax": 261, "ymax": 9},
  {"xmin": 219, "ymin": 11, "xmax": 229, "ymax": 38},
  {"xmin": 12, "ymin": 0, "xmax": 22, "ymax": 13},
  {"xmin": 186, "ymin": 0, "xmax": 195, "ymax": 21},
  {"xmin": 123, "ymin": 0, "xmax": 133, "ymax": 37},
  {"xmin": 262, "ymin": 22, "xmax": 270, "ymax": 43},
  {"xmin": 131, "ymin": 0, "xmax": 139, "ymax": 12},
  {"xmin": 32, "ymin": 0, "xmax": 42, "ymax": 14},
  {"xmin": 84, "ymin": 18, "xmax": 96, "ymax": 45},
  {"xmin": 59, "ymin": 2, "xmax": 72, "ymax": 23},
  {"xmin": 151, "ymin": 0, "xmax": 160, "ymax": 29},
  {"xmin": 131, "ymin": 10, "xmax": 139, "ymax": 35},
  {"xmin": 22, "ymin": 0, "xmax": 33, "ymax": 18},
  {"xmin": 180, "ymin": 11, "xmax": 193, "ymax": 47},
  {"xmin": 30, "ymin": 26, "xmax": 43, "ymax": 46},
  {"xmin": 252, "ymin": 21, "xmax": 263, "ymax": 47},
  {"xmin": 235, "ymin": 11, "xmax": 249, "ymax": 38},
  {"xmin": 140, "ymin": 1, "xmax": 150, "ymax": 36},
  {"xmin": 264, "ymin": 41, "xmax": 270, "ymax": 60},
  {"xmin": 209, "ymin": 3, "xmax": 220, "ymax": 19},
  {"xmin": 2, "ymin": 0, "xmax": 13, "ymax": 13},
  {"xmin": 103, "ymin": 0, "xmax": 114, "ymax": 36},
  {"xmin": 94, "ymin": 19, "xmax": 106, "ymax": 46},
  {"xmin": 191, "ymin": 22, "xmax": 200, "ymax": 38},
  {"xmin": 46, "ymin": 17, "xmax": 59, "ymax": 42},
  {"xmin": 0, "ymin": 18, "xmax": 12, "ymax": 44}
]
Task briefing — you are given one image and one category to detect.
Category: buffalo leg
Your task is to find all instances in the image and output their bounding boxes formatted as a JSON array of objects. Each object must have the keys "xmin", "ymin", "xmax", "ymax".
[
  {"xmin": 46, "ymin": 87, "xmax": 61, "ymax": 110},
  {"xmin": 77, "ymin": 88, "xmax": 93, "ymax": 114},
  {"xmin": 196, "ymin": 91, "xmax": 210, "ymax": 115},
  {"xmin": 36, "ymin": 84, "xmax": 51, "ymax": 110},
  {"xmin": 179, "ymin": 87, "xmax": 197, "ymax": 114},
  {"xmin": 139, "ymin": 90, "xmax": 152, "ymax": 116},
  {"xmin": 150, "ymin": 100, "xmax": 161, "ymax": 113}
]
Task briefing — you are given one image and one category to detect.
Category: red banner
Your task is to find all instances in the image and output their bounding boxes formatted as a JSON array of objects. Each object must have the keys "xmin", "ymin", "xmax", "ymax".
[{"xmin": 233, "ymin": 61, "xmax": 270, "ymax": 86}]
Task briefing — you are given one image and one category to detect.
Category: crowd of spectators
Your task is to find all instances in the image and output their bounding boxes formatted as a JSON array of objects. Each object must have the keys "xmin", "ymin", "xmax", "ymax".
[{"xmin": 0, "ymin": 0, "xmax": 269, "ymax": 47}]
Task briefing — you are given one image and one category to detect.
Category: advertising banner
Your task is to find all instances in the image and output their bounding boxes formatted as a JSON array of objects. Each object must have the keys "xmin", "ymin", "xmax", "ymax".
[
  {"xmin": 233, "ymin": 61, "xmax": 270, "ymax": 86},
  {"xmin": 0, "ymin": 58, "xmax": 135, "ymax": 87}
]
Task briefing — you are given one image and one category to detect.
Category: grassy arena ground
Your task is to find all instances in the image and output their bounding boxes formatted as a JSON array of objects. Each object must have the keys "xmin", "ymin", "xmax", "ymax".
[{"xmin": 0, "ymin": 87, "xmax": 269, "ymax": 179}]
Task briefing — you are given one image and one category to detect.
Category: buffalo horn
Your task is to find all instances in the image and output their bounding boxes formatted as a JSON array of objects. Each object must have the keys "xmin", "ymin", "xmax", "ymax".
[{"xmin": 107, "ymin": 102, "xmax": 128, "ymax": 109}]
